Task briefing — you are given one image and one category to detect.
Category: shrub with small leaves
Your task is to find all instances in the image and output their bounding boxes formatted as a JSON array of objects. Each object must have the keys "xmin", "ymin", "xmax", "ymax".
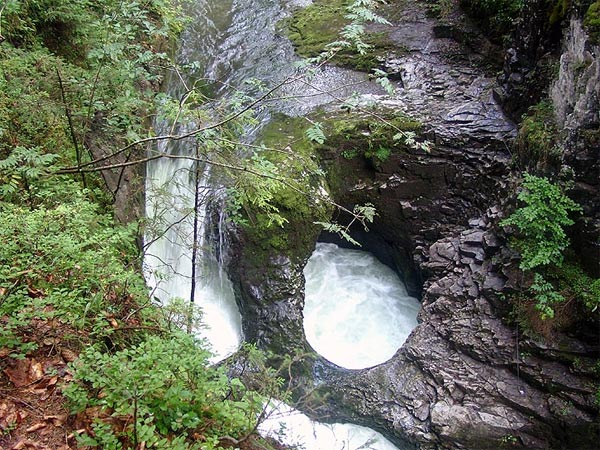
[
  {"xmin": 501, "ymin": 173, "xmax": 581, "ymax": 271},
  {"xmin": 529, "ymin": 273, "xmax": 564, "ymax": 320},
  {"xmin": 64, "ymin": 333, "xmax": 265, "ymax": 449},
  {"xmin": 501, "ymin": 173, "xmax": 583, "ymax": 320}
]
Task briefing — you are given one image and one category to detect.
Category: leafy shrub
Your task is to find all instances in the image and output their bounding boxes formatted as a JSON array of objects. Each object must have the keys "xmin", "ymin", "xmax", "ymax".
[
  {"xmin": 501, "ymin": 173, "xmax": 581, "ymax": 271},
  {"xmin": 365, "ymin": 145, "xmax": 391, "ymax": 165},
  {"xmin": 0, "ymin": 186, "xmax": 146, "ymax": 355},
  {"xmin": 501, "ymin": 173, "xmax": 584, "ymax": 320},
  {"xmin": 64, "ymin": 333, "xmax": 266, "ymax": 449},
  {"xmin": 529, "ymin": 273, "xmax": 564, "ymax": 319},
  {"xmin": 551, "ymin": 263, "xmax": 600, "ymax": 313}
]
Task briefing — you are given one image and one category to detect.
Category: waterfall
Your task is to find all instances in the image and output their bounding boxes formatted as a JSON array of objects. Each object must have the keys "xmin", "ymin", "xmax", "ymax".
[
  {"xmin": 144, "ymin": 121, "xmax": 243, "ymax": 361},
  {"xmin": 144, "ymin": 0, "xmax": 411, "ymax": 448}
]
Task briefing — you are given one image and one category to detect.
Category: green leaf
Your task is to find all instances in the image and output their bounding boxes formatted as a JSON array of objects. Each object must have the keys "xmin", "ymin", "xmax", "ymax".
[{"xmin": 305, "ymin": 122, "xmax": 326, "ymax": 144}]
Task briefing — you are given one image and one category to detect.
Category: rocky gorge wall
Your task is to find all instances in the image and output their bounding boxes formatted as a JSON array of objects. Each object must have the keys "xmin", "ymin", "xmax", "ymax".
[{"xmin": 227, "ymin": 1, "xmax": 600, "ymax": 449}]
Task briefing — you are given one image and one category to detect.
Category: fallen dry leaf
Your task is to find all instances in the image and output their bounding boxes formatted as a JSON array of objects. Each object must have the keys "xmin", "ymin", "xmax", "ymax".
[
  {"xmin": 0, "ymin": 346, "xmax": 11, "ymax": 357},
  {"xmin": 26, "ymin": 422, "xmax": 47, "ymax": 433},
  {"xmin": 29, "ymin": 360, "xmax": 44, "ymax": 382},
  {"xmin": 39, "ymin": 389, "xmax": 53, "ymax": 401},
  {"xmin": 1, "ymin": 401, "xmax": 26, "ymax": 432},
  {"xmin": 12, "ymin": 439, "xmax": 39, "ymax": 449},
  {"xmin": 42, "ymin": 337, "xmax": 60, "ymax": 346},
  {"xmin": 60, "ymin": 349, "xmax": 77, "ymax": 363},
  {"xmin": 44, "ymin": 414, "xmax": 67, "ymax": 426},
  {"xmin": 4, "ymin": 359, "xmax": 33, "ymax": 387}
]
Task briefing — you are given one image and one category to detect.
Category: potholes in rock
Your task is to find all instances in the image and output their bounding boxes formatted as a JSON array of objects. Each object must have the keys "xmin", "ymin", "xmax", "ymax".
[{"xmin": 303, "ymin": 242, "xmax": 421, "ymax": 370}]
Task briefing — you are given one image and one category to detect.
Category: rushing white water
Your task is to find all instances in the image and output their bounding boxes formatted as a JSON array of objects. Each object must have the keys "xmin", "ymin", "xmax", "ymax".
[
  {"xmin": 259, "ymin": 401, "xmax": 402, "ymax": 450},
  {"xmin": 144, "ymin": 132, "xmax": 243, "ymax": 361},
  {"xmin": 304, "ymin": 243, "xmax": 420, "ymax": 369}
]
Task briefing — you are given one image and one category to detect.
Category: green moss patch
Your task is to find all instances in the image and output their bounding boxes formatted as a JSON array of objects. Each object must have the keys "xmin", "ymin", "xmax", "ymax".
[
  {"xmin": 324, "ymin": 112, "xmax": 423, "ymax": 168},
  {"xmin": 585, "ymin": 1, "xmax": 600, "ymax": 43},
  {"xmin": 284, "ymin": 0, "xmax": 396, "ymax": 72},
  {"xmin": 515, "ymin": 100, "xmax": 561, "ymax": 168}
]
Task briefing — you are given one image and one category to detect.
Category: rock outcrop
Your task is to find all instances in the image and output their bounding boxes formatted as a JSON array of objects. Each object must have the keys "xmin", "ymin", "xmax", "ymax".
[
  {"xmin": 228, "ymin": 1, "xmax": 599, "ymax": 449},
  {"xmin": 317, "ymin": 214, "xmax": 598, "ymax": 449},
  {"xmin": 551, "ymin": 17, "xmax": 600, "ymax": 275}
]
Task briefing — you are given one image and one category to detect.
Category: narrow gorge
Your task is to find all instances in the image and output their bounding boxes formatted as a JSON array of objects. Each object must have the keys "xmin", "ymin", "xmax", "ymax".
[
  {"xmin": 1, "ymin": 0, "xmax": 597, "ymax": 449},
  {"xmin": 144, "ymin": 0, "xmax": 600, "ymax": 449}
]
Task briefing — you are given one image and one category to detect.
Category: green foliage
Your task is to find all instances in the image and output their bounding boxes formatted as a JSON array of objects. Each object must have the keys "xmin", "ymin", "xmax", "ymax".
[
  {"xmin": 516, "ymin": 100, "xmax": 560, "ymax": 167},
  {"xmin": 585, "ymin": 1, "xmax": 600, "ymax": 43},
  {"xmin": 0, "ymin": 187, "xmax": 147, "ymax": 355},
  {"xmin": 0, "ymin": 47, "xmax": 76, "ymax": 159},
  {"xmin": 64, "ymin": 333, "xmax": 267, "ymax": 449},
  {"xmin": 529, "ymin": 273, "xmax": 564, "ymax": 319},
  {"xmin": 0, "ymin": 0, "xmax": 183, "ymax": 162},
  {"xmin": 426, "ymin": 0, "xmax": 457, "ymax": 19},
  {"xmin": 460, "ymin": 0, "xmax": 524, "ymax": 41},
  {"xmin": 305, "ymin": 121, "xmax": 326, "ymax": 144},
  {"xmin": 501, "ymin": 173, "xmax": 581, "ymax": 271},
  {"xmin": 328, "ymin": 112, "xmax": 425, "ymax": 168},
  {"xmin": 364, "ymin": 145, "xmax": 391, "ymax": 164},
  {"xmin": 229, "ymin": 114, "xmax": 333, "ymax": 260},
  {"xmin": 341, "ymin": 148, "xmax": 359, "ymax": 159},
  {"xmin": 502, "ymin": 174, "xmax": 600, "ymax": 324},
  {"xmin": 549, "ymin": 0, "xmax": 570, "ymax": 26},
  {"xmin": 373, "ymin": 68, "xmax": 395, "ymax": 95},
  {"xmin": 550, "ymin": 262, "xmax": 600, "ymax": 312},
  {"xmin": 315, "ymin": 203, "xmax": 377, "ymax": 247},
  {"xmin": 1, "ymin": 0, "xmax": 183, "ymax": 55},
  {"xmin": 0, "ymin": 146, "xmax": 58, "ymax": 203}
]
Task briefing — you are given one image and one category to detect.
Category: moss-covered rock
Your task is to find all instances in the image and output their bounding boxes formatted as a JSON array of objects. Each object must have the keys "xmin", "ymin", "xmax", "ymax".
[
  {"xmin": 239, "ymin": 113, "xmax": 333, "ymax": 267},
  {"xmin": 283, "ymin": 0, "xmax": 396, "ymax": 72},
  {"xmin": 323, "ymin": 112, "xmax": 424, "ymax": 172},
  {"xmin": 584, "ymin": 1, "xmax": 600, "ymax": 42},
  {"xmin": 514, "ymin": 99, "xmax": 561, "ymax": 170}
]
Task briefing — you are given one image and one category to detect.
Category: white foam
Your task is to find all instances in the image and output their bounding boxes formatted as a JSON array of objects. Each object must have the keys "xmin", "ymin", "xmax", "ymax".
[
  {"xmin": 303, "ymin": 243, "xmax": 420, "ymax": 369},
  {"xmin": 259, "ymin": 401, "xmax": 402, "ymax": 450}
]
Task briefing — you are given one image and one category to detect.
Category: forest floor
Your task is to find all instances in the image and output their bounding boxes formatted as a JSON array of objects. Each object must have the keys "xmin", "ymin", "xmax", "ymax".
[
  {"xmin": 1, "ymin": 345, "xmax": 74, "ymax": 450},
  {"xmin": 0, "ymin": 335, "xmax": 288, "ymax": 450}
]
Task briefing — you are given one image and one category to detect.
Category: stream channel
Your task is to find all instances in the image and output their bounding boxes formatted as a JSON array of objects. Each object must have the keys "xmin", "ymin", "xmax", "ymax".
[{"xmin": 144, "ymin": 1, "xmax": 419, "ymax": 448}]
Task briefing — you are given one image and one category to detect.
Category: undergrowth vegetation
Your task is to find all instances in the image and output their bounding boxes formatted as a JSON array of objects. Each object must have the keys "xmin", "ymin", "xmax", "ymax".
[
  {"xmin": 64, "ymin": 335, "xmax": 287, "ymax": 449},
  {"xmin": 0, "ymin": 1, "xmax": 292, "ymax": 449},
  {"xmin": 501, "ymin": 173, "xmax": 598, "ymax": 321}
]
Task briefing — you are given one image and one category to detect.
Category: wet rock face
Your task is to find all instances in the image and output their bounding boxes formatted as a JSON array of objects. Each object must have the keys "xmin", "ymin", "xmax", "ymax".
[
  {"xmin": 229, "ymin": 246, "xmax": 309, "ymax": 355},
  {"xmin": 551, "ymin": 18, "xmax": 600, "ymax": 275},
  {"xmin": 495, "ymin": 0, "xmax": 565, "ymax": 120},
  {"xmin": 319, "ymin": 216, "xmax": 599, "ymax": 449},
  {"xmin": 227, "ymin": 1, "xmax": 599, "ymax": 449}
]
